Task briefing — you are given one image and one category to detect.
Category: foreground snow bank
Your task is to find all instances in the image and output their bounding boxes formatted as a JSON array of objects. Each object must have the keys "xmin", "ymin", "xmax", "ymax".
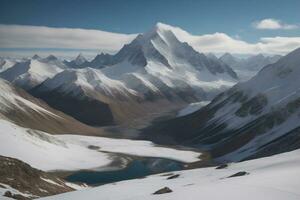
[
  {"xmin": 0, "ymin": 120, "xmax": 201, "ymax": 171},
  {"xmin": 0, "ymin": 120, "xmax": 111, "ymax": 171},
  {"xmin": 40, "ymin": 149, "xmax": 300, "ymax": 200}
]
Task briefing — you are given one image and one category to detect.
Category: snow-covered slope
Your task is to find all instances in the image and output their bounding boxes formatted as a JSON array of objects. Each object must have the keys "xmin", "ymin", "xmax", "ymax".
[
  {"xmin": 30, "ymin": 23, "xmax": 238, "ymax": 127},
  {"xmin": 144, "ymin": 47, "xmax": 300, "ymax": 161},
  {"xmin": 30, "ymin": 67, "xmax": 141, "ymax": 126},
  {"xmin": 0, "ymin": 78, "xmax": 59, "ymax": 116},
  {"xmin": 0, "ymin": 57, "xmax": 64, "ymax": 90},
  {"xmin": 0, "ymin": 119, "xmax": 111, "ymax": 171},
  {"xmin": 0, "ymin": 58, "xmax": 16, "ymax": 73},
  {"xmin": 219, "ymin": 53, "xmax": 281, "ymax": 81},
  {"xmin": 39, "ymin": 149, "xmax": 300, "ymax": 200},
  {"xmin": 0, "ymin": 78, "xmax": 101, "ymax": 135},
  {"xmin": 37, "ymin": 67, "xmax": 137, "ymax": 98},
  {"xmin": 0, "ymin": 119, "xmax": 201, "ymax": 171}
]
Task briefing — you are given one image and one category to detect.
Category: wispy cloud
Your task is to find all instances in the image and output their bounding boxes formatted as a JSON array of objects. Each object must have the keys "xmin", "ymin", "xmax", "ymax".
[
  {"xmin": 183, "ymin": 33, "xmax": 300, "ymax": 55},
  {"xmin": 0, "ymin": 24, "xmax": 300, "ymax": 57},
  {"xmin": 252, "ymin": 18, "xmax": 298, "ymax": 30},
  {"xmin": 165, "ymin": 24, "xmax": 300, "ymax": 55},
  {"xmin": 0, "ymin": 24, "xmax": 137, "ymax": 53}
]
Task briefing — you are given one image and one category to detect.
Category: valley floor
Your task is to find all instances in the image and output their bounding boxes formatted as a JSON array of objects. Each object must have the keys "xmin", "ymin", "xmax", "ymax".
[
  {"xmin": 39, "ymin": 149, "xmax": 300, "ymax": 200},
  {"xmin": 0, "ymin": 119, "xmax": 203, "ymax": 199},
  {"xmin": 0, "ymin": 119, "xmax": 202, "ymax": 172}
]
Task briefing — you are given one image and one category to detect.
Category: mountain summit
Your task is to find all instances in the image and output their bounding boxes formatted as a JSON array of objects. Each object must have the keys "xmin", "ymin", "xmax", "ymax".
[
  {"xmin": 88, "ymin": 22, "xmax": 238, "ymax": 81},
  {"xmin": 64, "ymin": 54, "xmax": 88, "ymax": 68},
  {"xmin": 4, "ymin": 23, "xmax": 239, "ymax": 127}
]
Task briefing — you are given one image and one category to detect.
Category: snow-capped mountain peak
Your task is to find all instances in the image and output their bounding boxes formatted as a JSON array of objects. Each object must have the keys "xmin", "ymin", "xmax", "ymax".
[
  {"xmin": 141, "ymin": 22, "xmax": 189, "ymax": 44},
  {"xmin": 206, "ymin": 53, "xmax": 219, "ymax": 60},
  {"xmin": 32, "ymin": 54, "xmax": 41, "ymax": 60},
  {"xmin": 43, "ymin": 55, "xmax": 58, "ymax": 62},
  {"xmin": 0, "ymin": 59, "xmax": 64, "ymax": 89},
  {"xmin": 154, "ymin": 22, "xmax": 173, "ymax": 30},
  {"xmin": 146, "ymin": 22, "xmax": 180, "ymax": 36},
  {"xmin": 151, "ymin": 22, "xmax": 192, "ymax": 41},
  {"xmin": 74, "ymin": 54, "xmax": 87, "ymax": 65},
  {"xmin": 110, "ymin": 23, "xmax": 238, "ymax": 80},
  {"xmin": 219, "ymin": 53, "xmax": 238, "ymax": 66}
]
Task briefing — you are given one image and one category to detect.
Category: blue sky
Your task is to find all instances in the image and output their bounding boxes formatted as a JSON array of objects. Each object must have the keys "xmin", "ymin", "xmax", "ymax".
[
  {"xmin": 0, "ymin": 0, "xmax": 300, "ymax": 57},
  {"xmin": 1, "ymin": 0, "xmax": 300, "ymax": 41}
]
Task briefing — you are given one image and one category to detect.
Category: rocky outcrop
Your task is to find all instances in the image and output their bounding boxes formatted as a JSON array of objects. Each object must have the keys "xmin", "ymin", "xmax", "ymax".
[{"xmin": 0, "ymin": 156, "xmax": 75, "ymax": 199}]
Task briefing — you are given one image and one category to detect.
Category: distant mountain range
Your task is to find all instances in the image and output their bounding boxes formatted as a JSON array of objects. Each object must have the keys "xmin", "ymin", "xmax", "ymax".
[
  {"xmin": 219, "ymin": 53, "xmax": 281, "ymax": 81},
  {"xmin": 1, "ymin": 22, "xmax": 300, "ymax": 200},
  {"xmin": 0, "ymin": 23, "xmax": 241, "ymax": 127},
  {"xmin": 143, "ymin": 47, "xmax": 300, "ymax": 162},
  {"xmin": 0, "ymin": 23, "xmax": 295, "ymax": 157}
]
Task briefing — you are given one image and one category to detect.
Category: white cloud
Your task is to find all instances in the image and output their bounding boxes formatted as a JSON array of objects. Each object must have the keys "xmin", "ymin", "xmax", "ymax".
[
  {"xmin": 253, "ymin": 18, "xmax": 298, "ymax": 30},
  {"xmin": 163, "ymin": 23, "xmax": 300, "ymax": 55},
  {"xmin": 0, "ymin": 24, "xmax": 300, "ymax": 57},
  {"xmin": 182, "ymin": 33, "xmax": 300, "ymax": 55},
  {"xmin": 0, "ymin": 24, "xmax": 137, "ymax": 53}
]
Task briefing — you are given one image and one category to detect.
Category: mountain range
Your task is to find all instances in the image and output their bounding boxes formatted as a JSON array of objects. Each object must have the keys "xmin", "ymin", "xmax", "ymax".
[
  {"xmin": 0, "ymin": 78, "xmax": 101, "ymax": 135},
  {"xmin": 1, "ymin": 23, "xmax": 240, "ymax": 127},
  {"xmin": 219, "ymin": 53, "xmax": 281, "ymax": 81},
  {"xmin": 143, "ymin": 47, "xmax": 300, "ymax": 162},
  {"xmin": 1, "ymin": 22, "xmax": 300, "ymax": 200}
]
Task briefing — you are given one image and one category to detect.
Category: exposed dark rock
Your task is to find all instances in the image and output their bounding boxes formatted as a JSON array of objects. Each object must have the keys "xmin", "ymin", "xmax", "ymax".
[
  {"xmin": 29, "ymin": 88, "xmax": 115, "ymax": 127},
  {"xmin": 227, "ymin": 171, "xmax": 249, "ymax": 178},
  {"xmin": 0, "ymin": 156, "xmax": 74, "ymax": 199},
  {"xmin": 235, "ymin": 93, "xmax": 268, "ymax": 117},
  {"xmin": 3, "ymin": 191, "xmax": 28, "ymax": 200},
  {"xmin": 160, "ymin": 173, "xmax": 174, "ymax": 177},
  {"xmin": 287, "ymin": 97, "xmax": 300, "ymax": 113},
  {"xmin": 89, "ymin": 53, "xmax": 115, "ymax": 68},
  {"xmin": 3, "ymin": 191, "xmax": 13, "ymax": 197},
  {"xmin": 166, "ymin": 174, "xmax": 180, "ymax": 180},
  {"xmin": 153, "ymin": 187, "xmax": 173, "ymax": 195},
  {"xmin": 215, "ymin": 164, "xmax": 228, "ymax": 169},
  {"xmin": 88, "ymin": 145, "xmax": 101, "ymax": 150},
  {"xmin": 4, "ymin": 191, "xmax": 28, "ymax": 200}
]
